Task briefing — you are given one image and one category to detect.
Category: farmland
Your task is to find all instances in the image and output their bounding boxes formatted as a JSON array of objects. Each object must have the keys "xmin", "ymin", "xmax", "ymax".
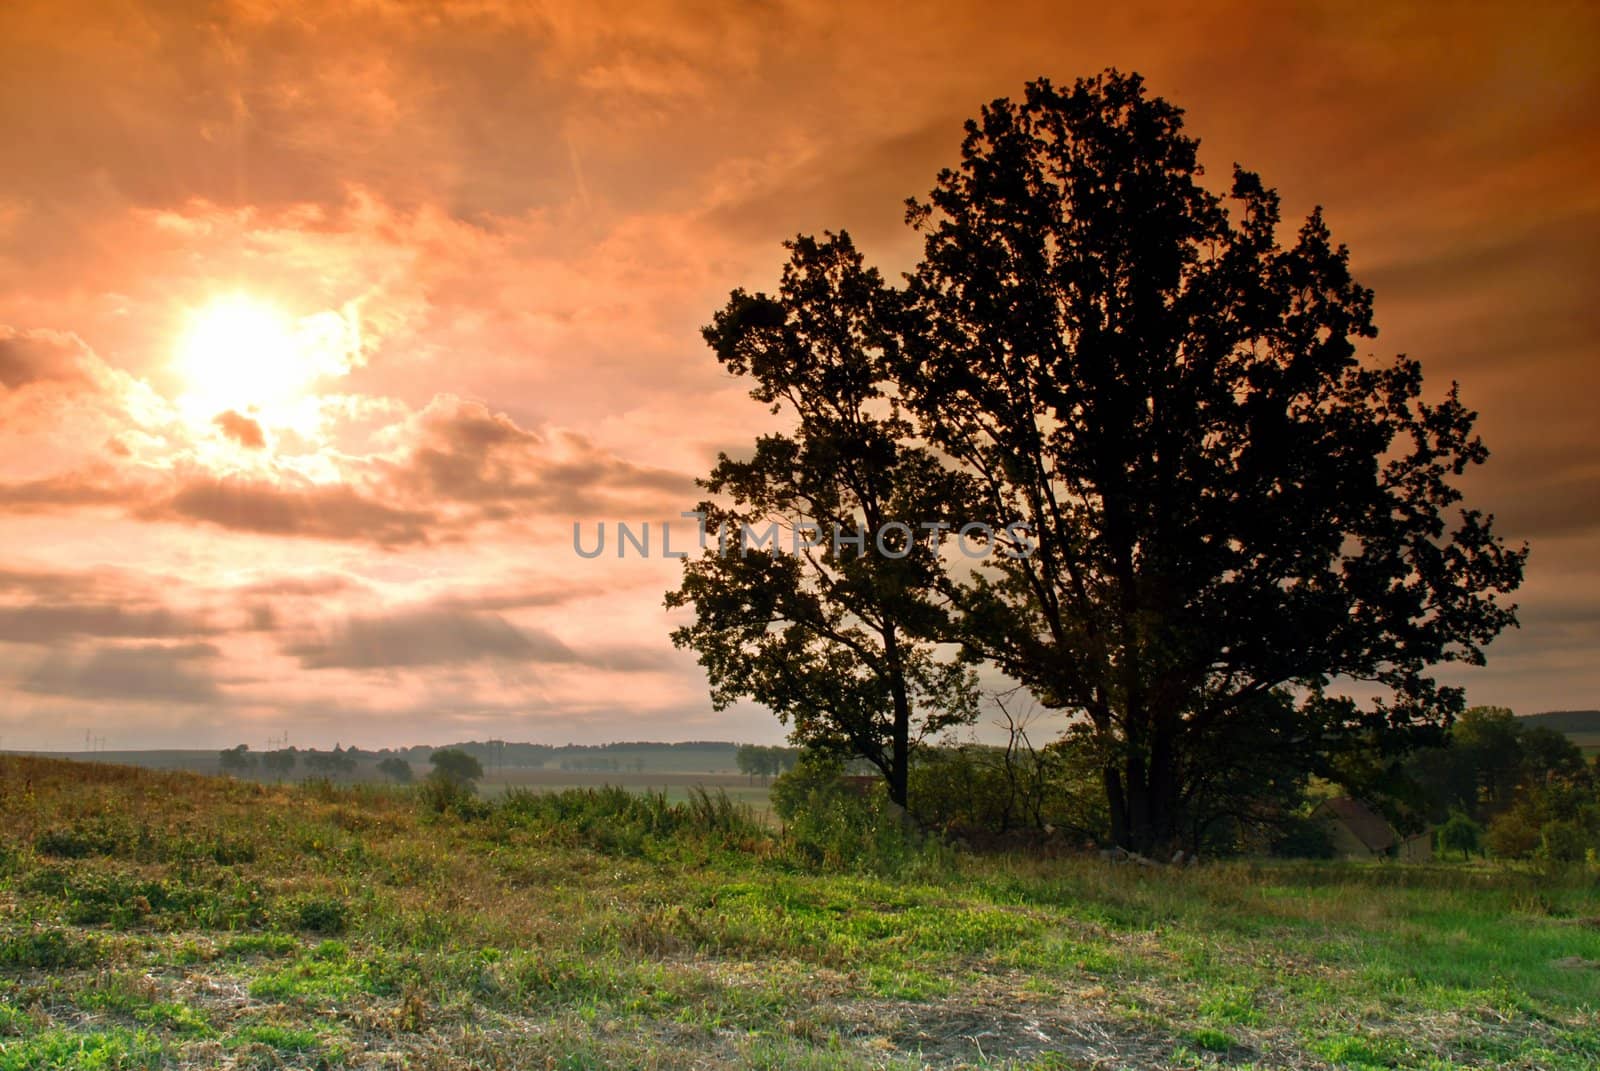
[{"xmin": 2, "ymin": 755, "xmax": 1599, "ymax": 1070}]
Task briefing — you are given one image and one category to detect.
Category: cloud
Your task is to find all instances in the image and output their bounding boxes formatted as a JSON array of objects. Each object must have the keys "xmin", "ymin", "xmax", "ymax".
[
  {"xmin": 143, "ymin": 475, "xmax": 437, "ymax": 546},
  {"xmin": 214, "ymin": 409, "xmax": 266, "ymax": 448},
  {"xmin": 0, "ymin": 604, "xmax": 210, "ymax": 645},
  {"xmin": 284, "ymin": 608, "xmax": 576, "ymax": 670},
  {"xmin": 231, "ymin": 573, "xmax": 367, "ymax": 598},
  {"xmin": 21, "ymin": 642, "xmax": 223, "ymax": 705},
  {"xmin": 0, "ymin": 327, "xmax": 94, "ymax": 390},
  {"xmin": 282, "ymin": 604, "xmax": 674, "ymax": 674},
  {"xmin": 0, "ymin": 563, "xmax": 218, "ymax": 649},
  {"xmin": 383, "ymin": 394, "xmax": 694, "ymax": 516},
  {"xmin": 0, "ymin": 466, "xmax": 137, "ymax": 513}
]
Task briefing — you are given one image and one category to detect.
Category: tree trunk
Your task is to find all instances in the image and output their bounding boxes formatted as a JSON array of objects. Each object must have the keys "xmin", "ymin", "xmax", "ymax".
[
  {"xmin": 1106, "ymin": 728, "xmax": 1179, "ymax": 854},
  {"xmin": 1105, "ymin": 766, "xmax": 1129, "ymax": 848},
  {"xmin": 883, "ymin": 625, "xmax": 912, "ymax": 810},
  {"xmin": 888, "ymin": 686, "xmax": 911, "ymax": 809}
]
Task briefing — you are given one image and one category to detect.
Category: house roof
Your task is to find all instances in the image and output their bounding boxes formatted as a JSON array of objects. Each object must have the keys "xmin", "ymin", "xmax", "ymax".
[{"xmin": 1313, "ymin": 797, "xmax": 1397, "ymax": 853}]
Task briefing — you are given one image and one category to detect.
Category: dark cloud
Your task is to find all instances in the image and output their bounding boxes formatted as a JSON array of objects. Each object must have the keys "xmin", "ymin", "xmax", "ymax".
[
  {"xmin": 283, "ymin": 605, "xmax": 672, "ymax": 674},
  {"xmin": 232, "ymin": 573, "xmax": 367, "ymax": 598},
  {"xmin": 0, "ymin": 327, "xmax": 93, "ymax": 390},
  {"xmin": 433, "ymin": 581, "xmax": 589, "ymax": 613},
  {"xmin": 21, "ymin": 642, "xmax": 223, "ymax": 705},
  {"xmin": 0, "ymin": 564, "xmax": 216, "ymax": 647},
  {"xmin": 0, "ymin": 604, "xmax": 210, "ymax": 645},
  {"xmin": 214, "ymin": 409, "xmax": 267, "ymax": 448},
  {"xmin": 285, "ymin": 609, "xmax": 576, "ymax": 670},
  {"xmin": 0, "ymin": 566, "xmax": 111, "ymax": 600},
  {"xmin": 0, "ymin": 394, "xmax": 693, "ymax": 545},
  {"xmin": 143, "ymin": 476, "xmax": 437, "ymax": 547},
  {"xmin": 0, "ymin": 467, "xmax": 135, "ymax": 513},
  {"xmin": 391, "ymin": 395, "xmax": 694, "ymax": 515}
]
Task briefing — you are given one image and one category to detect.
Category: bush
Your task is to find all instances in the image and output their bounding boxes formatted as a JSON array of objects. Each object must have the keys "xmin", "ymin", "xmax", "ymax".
[
  {"xmin": 494, "ymin": 786, "xmax": 765, "ymax": 856},
  {"xmin": 377, "ymin": 757, "xmax": 414, "ymax": 784},
  {"xmin": 1486, "ymin": 807, "xmax": 1542, "ymax": 859},
  {"xmin": 428, "ymin": 748, "xmax": 484, "ymax": 787},
  {"xmin": 771, "ymin": 753, "xmax": 941, "ymax": 875},
  {"xmin": 1438, "ymin": 811, "xmax": 1483, "ymax": 860},
  {"xmin": 907, "ymin": 746, "xmax": 1021, "ymax": 832},
  {"xmin": 0, "ymin": 927, "xmax": 100, "ymax": 969},
  {"xmin": 906, "ymin": 738, "xmax": 1110, "ymax": 844},
  {"xmin": 293, "ymin": 896, "xmax": 348, "ymax": 935},
  {"xmin": 1540, "ymin": 820, "xmax": 1592, "ymax": 864},
  {"xmin": 59, "ymin": 872, "xmax": 205, "ymax": 929},
  {"xmin": 1270, "ymin": 811, "xmax": 1337, "ymax": 859},
  {"xmin": 33, "ymin": 820, "xmax": 134, "ymax": 860},
  {"xmin": 417, "ymin": 773, "xmax": 489, "ymax": 818}
]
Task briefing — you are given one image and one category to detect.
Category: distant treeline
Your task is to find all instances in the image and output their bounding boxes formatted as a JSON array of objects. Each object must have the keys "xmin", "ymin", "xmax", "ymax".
[
  {"xmin": 373, "ymin": 740, "xmax": 743, "ymax": 768},
  {"xmin": 215, "ymin": 739, "xmax": 751, "ymax": 773},
  {"xmin": 1518, "ymin": 711, "xmax": 1600, "ymax": 735}
]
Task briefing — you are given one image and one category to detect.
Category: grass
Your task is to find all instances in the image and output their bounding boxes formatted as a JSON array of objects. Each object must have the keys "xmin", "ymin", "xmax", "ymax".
[{"xmin": 2, "ymin": 754, "xmax": 1598, "ymax": 1069}]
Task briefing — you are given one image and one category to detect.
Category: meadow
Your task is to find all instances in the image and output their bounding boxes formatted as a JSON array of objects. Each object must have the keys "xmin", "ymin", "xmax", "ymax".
[{"xmin": 2, "ymin": 755, "xmax": 1598, "ymax": 1070}]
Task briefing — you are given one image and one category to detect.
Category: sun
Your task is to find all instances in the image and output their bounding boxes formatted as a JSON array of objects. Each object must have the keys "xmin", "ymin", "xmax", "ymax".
[{"xmin": 173, "ymin": 294, "xmax": 356, "ymax": 429}]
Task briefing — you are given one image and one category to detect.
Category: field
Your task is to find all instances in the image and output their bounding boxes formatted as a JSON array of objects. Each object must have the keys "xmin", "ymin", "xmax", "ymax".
[
  {"xmin": 2, "ymin": 756, "xmax": 1599, "ymax": 1070},
  {"xmin": 475, "ymin": 770, "xmax": 774, "ymax": 810}
]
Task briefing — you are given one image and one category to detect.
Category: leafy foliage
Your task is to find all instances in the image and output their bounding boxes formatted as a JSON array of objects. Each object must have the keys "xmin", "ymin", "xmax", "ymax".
[
  {"xmin": 667, "ymin": 233, "xmax": 980, "ymax": 806},
  {"xmin": 376, "ymin": 757, "xmax": 414, "ymax": 784},
  {"xmin": 428, "ymin": 748, "xmax": 484, "ymax": 788},
  {"xmin": 673, "ymin": 71, "xmax": 1525, "ymax": 851}
]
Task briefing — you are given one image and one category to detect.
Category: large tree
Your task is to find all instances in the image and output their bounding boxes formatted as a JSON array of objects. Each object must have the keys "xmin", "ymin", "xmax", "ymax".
[
  {"xmin": 666, "ymin": 234, "xmax": 977, "ymax": 808},
  {"xmin": 896, "ymin": 72, "xmax": 1526, "ymax": 851}
]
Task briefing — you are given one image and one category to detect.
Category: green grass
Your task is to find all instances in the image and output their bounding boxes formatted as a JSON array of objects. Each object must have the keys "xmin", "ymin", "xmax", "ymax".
[{"xmin": 2, "ymin": 754, "xmax": 1598, "ymax": 1069}]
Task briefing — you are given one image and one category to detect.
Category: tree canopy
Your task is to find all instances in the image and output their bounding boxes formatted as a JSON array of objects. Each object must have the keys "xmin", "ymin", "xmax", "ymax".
[
  {"xmin": 666, "ymin": 234, "xmax": 979, "ymax": 807},
  {"xmin": 428, "ymin": 748, "xmax": 484, "ymax": 788},
  {"xmin": 668, "ymin": 71, "xmax": 1526, "ymax": 851}
]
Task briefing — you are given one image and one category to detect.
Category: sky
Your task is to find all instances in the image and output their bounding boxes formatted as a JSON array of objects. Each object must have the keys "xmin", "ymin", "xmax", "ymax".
[{"xmin": 0, "ymin": 1, "xmax": 1596, "ymax": 751}]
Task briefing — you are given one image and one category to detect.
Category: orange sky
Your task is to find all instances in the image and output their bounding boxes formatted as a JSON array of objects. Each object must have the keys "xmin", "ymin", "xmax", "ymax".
[{"xmin": 1, "ymin": 1, "xmax": 1596, "ymax": 750}]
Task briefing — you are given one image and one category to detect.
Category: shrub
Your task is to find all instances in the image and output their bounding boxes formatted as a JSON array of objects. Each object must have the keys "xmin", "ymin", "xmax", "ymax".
[
  {"xmin": 1486, "ymin": 807, "xmax": 1542, "ymax": 859},
  {"xmin": 293, "ymin": 896, "xmax": 349, "ymax": 935},
  {"xmin": 59, "ymin": 871, "xmax": 210, "ymax": 929},
  {"xmin": 1270, "ymin": 811, "xmax": 1337, "ymax": 859},
  {"xmin": 907, "ymin": 746, "xmax": 1022, "ymax": 832},
  {"xmin": 428, "ymin": 748, "xmax": 484, "ymax": 787},
  {"xmin": 494, "ymin": 786, "xmax": 765, "ymax": 856},
  {"xmin": 33, "ymin": 820, "xmax": 134, "ymax": 860},
  {"xmin": 771, "ymin": 753, "xmax": 941, "ymax": 875},
  {"xmin": 377, "ymin": 757, "xmax": 414, "ymax": 784},
  {"xmin": 418, "ymin": 773, "xmax": 487, "ymax": 817},
  {"xmin": 1540, "ymin": 820, "xmax": 1592, "ymax": 864},
  {"xmin": 1438, "ymin": 811, "xmax": 1483, "ymax": 860},
  {"xmin": 0, "ymin": 927, "xmax": 100, "ymax": 969}
]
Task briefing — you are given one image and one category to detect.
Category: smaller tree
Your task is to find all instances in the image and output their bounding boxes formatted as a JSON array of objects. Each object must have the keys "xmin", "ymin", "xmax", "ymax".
[
  {"xmin": 377, "ymin": 757, "xmax": 414, "ymax": 784},
  {"xmin": 736, "ymin": 744, "xmax": 763, "ymax": 784},
  {"xmin": 667, "ymin": 233, "xmax": 980, "ymax": 809},
  {"xmin": 219, "ymin": 744, "xmax": 254, "ymax": 772},
  {"xmin": 1438, "ymin": 811, "xmax": 1482, "ymax": 860},
  {"xmin": 261, "ymin": 748, "xmax": 297, "ymax": 778},
  {"xmin": 429, "ymin": 748, "xmax": 484, "ymax": 789},
  {"xmin": 304, "ymin": 749, "xmax": 357, "ymax": 775}
]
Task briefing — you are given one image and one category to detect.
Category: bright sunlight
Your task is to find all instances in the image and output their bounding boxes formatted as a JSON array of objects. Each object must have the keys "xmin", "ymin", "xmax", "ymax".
[{"xmin": 173, "ymin": 294, "xmax": 358, "ymax": 428}]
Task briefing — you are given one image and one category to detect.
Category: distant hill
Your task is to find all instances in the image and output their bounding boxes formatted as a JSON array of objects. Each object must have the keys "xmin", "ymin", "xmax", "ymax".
[
  {"xmin": 1522, "ymin": 710, "xmax": 1600, "ymax": 754},
  {"xmin": 1521, "ymin": 710, "xmax": 1600, "ymax": 734},
  {"xmin": 9, "ymin": 740, "xmax": 750, "ymax": 777}
]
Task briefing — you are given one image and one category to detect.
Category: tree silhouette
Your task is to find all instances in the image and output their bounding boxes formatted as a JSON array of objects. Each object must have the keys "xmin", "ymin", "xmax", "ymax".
[
  {"xmin": 219, "ymin": 744, "xmax": 254, "ymax": 772},
  {"xmin": 428, "ymin": 747, "xmax": 483, "ymax": 788},
  {"xmin": 678, "ymin": 71, "xmax": 1525, "ymax": 852},
  {"xmin": 896, "ymin": 72, "xmax": 1525, "ymax": 851},
  {"xmin": 376, "ymin": 756, "xmax": 414, "ymax": 784},
  {"xmin": 667, "ymin": 234, "xmax": 978, "ymax": 808}
]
